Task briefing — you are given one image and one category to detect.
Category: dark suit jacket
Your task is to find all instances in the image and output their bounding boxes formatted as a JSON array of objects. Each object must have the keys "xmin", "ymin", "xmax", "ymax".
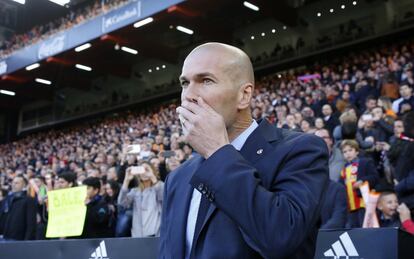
[
  {"xmin": 0, "ymin": 192, "xmax": 37, "ymax": 240},
  {"xmin": 159, "ymin": 120, "xmax": 329, "ymax": 259},
  {"xmin": 320, "ymin": 181, "xmax": 347, "ymax": 229},
  {"xmin": 80, "ymin": 195, "xmax": 113, "ymax": 239}
]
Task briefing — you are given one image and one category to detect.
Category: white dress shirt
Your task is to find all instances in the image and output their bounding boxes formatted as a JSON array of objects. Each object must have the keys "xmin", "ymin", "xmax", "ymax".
[{"xmin": 185, "ymin": 120, "xmax": 259, "ymax": 258}]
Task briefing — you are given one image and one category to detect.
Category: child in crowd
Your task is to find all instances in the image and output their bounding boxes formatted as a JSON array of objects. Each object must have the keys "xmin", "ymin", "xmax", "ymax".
[
  {"xmin": 376, "ymin": 191, "xmax": 400, "ymax": 228},
  {"xmin": 340, "ymin": 139, "xmax": 379, "ymax": 228}
]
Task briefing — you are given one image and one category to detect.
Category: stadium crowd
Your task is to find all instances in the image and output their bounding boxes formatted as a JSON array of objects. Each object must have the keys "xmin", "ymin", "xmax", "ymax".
[
  {"xmin": 1, "ymin": 39, "xmax": 414, "ymax": 241},
  {"xmin": 0, "ymin": 0, "xmax": 129, "ymax": 59}
]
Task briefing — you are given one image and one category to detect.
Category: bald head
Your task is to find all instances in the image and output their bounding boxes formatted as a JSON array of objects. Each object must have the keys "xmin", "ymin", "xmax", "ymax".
[
  {"xmin": 184, "ymin": 42, "xmax": 255, "ymax": 87},
  {"xmin": 179, "ymin": 42, "xmax": 255, "ymax": 140}
]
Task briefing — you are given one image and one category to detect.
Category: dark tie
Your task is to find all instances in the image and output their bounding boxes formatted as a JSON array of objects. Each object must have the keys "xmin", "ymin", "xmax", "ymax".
[{"xmin": 192, "ymin": 194, "xmax": 210, "ymax": 245}]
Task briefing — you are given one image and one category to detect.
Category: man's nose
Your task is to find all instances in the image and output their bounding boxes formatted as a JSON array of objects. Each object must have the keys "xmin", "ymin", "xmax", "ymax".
[{"xmin": 181, "ymin": 83, "xmax": 198, "ymax": 103}]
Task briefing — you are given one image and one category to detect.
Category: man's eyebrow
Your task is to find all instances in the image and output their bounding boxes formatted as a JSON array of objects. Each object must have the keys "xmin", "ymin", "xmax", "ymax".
[
  {"xmin": 179, "ymin": 73, "xmax": 218, "ymax": 81},
  {"xmin": 195, "ymin": 72, "xmax": 216, "ymax": 78}
]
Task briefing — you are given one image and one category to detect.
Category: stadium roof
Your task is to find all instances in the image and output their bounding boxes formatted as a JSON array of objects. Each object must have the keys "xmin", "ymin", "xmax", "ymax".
[{"xmin": 0, "ymin": 0, "xmax": 304, "ymax": 108}]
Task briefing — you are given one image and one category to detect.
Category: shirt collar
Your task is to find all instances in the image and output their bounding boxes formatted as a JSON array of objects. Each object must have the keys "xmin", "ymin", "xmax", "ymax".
[
  {"xmin": 345, "ymin": 157, "xmax": 359, "ymax": 166},
  {"xmin": 231, "ymin": 120, "xmax": 259, "ymax": 151}
]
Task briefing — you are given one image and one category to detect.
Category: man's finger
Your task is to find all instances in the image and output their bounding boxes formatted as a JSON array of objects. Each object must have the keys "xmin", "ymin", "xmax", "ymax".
[
  {"xmin": 181, "ymin": 100, "xmax": 203, "ymax": 115},
  {"xmin": 177, "ymin": 106, "xmax": 196, "ymax": 123}
]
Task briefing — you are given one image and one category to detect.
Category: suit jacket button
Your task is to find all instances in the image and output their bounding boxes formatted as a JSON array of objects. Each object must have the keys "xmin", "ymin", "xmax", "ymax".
[{"xmin": 197, "ymin": 183, "xmax": 204, "ymax": 191}]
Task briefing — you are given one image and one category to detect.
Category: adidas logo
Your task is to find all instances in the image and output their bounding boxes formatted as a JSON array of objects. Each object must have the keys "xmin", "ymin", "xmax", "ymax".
[
  {"xmin": 323, "ymin": 232, "xmax": 360, "ymax": 258},
  {"xmin": 90, "ymin": 241, "xmax": 109, "ymax": 259}
]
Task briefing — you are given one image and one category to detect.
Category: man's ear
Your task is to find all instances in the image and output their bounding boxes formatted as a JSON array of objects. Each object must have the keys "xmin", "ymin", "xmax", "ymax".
[{"xmin": 238, "ymin": 83, "xmax": 253, "ymax": 110}]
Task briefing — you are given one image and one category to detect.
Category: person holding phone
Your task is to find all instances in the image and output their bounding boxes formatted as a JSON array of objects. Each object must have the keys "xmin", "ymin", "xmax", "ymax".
[{"xmin": 117, "ymin": 162, "xmax": 164, "ymax": 237}]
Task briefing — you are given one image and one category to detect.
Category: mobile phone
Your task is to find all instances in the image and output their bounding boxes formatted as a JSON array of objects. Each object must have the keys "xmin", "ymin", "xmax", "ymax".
[
  {"xmin": 130, "ymin": 166, "xmax": 145, "ymax": 175},
  {"xmin": 162, "ymin": 150, "xmax": 176, "ymax": 158},
  {"xmin": 362, "ymin": 114, "xmax": 373, "ymax": 121},
  {"xmin": 127, "ymin": 144, "xmax": 141, "ymax": 155}
]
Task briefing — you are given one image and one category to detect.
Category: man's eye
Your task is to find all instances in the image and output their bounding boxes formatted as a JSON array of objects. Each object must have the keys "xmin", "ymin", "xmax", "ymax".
[
  {"xmin": 203, "ymin": 78, "xmax": 213, "ymax": 84},
  {"xmin": 181, "ymin": 81, "xmax": 189, "ymax": 87}
]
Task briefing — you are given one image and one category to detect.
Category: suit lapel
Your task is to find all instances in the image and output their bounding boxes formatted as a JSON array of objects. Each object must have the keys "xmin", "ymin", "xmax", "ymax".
[
  {"xmin": 192, "ymin": 120, "xmax": 283, "ymax": 250},
  {"xmin": 171, "ymin": 155, "xmax": 204, "ymax": 258}
]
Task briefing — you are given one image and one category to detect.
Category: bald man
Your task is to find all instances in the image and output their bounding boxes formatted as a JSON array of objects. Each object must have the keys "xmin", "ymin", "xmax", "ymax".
[{"xmin": 159, "ymin": 43, "xmax": 329, "ymax": 259}]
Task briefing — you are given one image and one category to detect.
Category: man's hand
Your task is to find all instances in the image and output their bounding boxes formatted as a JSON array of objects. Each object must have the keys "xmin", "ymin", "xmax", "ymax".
[
  {"xmin": 352, "ymin": 180, "xmax": 363, "ymax": 189},
  {"xmin": 177, "ymin": 97, "xmax": 230, "ymax": 159},
  {"xmin": 358, "ymin": 118, "xmax": 365, "ymax": 129},
  {"xmin": 397, "ymin": 203, "xmax": 412, "ymax": 222},
  {"xmin": 365, "ymin": 136, "xmax": 375, "ymax": 144}
]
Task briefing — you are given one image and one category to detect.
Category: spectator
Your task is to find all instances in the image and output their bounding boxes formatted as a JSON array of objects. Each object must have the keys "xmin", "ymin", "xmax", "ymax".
[
  {"xmin": 300, "ymin": 118, "xmax": 314, "ymax": 133},
  {"xmin": 363, "ymin": 95, "xmax": 378, "ymax": 114},
  {"xmin": 336, "ymin": 91, "xmax": 352, "ymax": 113},
  {"xmin": 0, "ymin": 175, "xmax": 36, "ymax": 240},
  {"xmin": 378, "ymin": 96, "xmax": 397, "ymax": 119},
  {"xmin": 381, "ymin": 77, "xmax": 400, "ymax": 100},
  {"xmin": 107, "ymin": 167, "xmax": 118, "ymax": 182},
  {"xmin": 358, "ymin": 113, "xmax": 381, "ymax": 148},
  {"xmin": 340, "ymin": 140, "xmax": 379, "ymax": 228},
  {"xmin": 355, "ymin": 81, "xmax": 379, "ymax": 111},
  {"xmin": 376, "ymin": 191, "xmax": 400, "ymax": 228},
  {"xmin": 315, "ymin": 117, "xmax": 325, "ymax": 130},
  {"xmin": 104, "ymin": 179, "xmax": 120, "ymax": 217},
  {"xmin": 387, "ymin": 112, "xmax": 414, "ymax": 208},
  {"xmin": 152, "ymin": 135, "xmax": 164, "ymax": 154},
  {"xmin": 333, "ymin": 110, "xmax": 358, "ymax": 142},
  {"xmin": 392, "ymin": 85, "xmax": 414, "ymax": 115},
  {"xmin": 56, "ymin": 172, "xmax": 77, "ymax": 190},
  {"xmin": 283, "ymin": 114, "xmax": 300, "ymax": 130},
  {"xmin": 322, "ymin": 104, "xmax": 340, "ymax": 134},
  {"xmin": 165, "ymin": 155, "xmax": 181, "ymax": 174},
  {"xmin": 149, "ymin": 156, "xmax": 167, "ymax": 182},
  {"xmin": 372, "ymin": 106, "xmax": 394, "ymax": 141},
  {"xmin": 80, "ymin": 177, "xmax": 113, "ymax": 238},
  {"xmin": 315, "ymin": 129, "xmax": 345, "ymax": 181},
  {"xmin": 118, "ymin": 162, "xmax": 164, "ymax": 237},
  {"xmin": 29, "ymin": 176, "xmax": 48, "ymax": 240},
  {"xmin": 389, "ymin": 119, "xmax": 404, "ymax": 144}
]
